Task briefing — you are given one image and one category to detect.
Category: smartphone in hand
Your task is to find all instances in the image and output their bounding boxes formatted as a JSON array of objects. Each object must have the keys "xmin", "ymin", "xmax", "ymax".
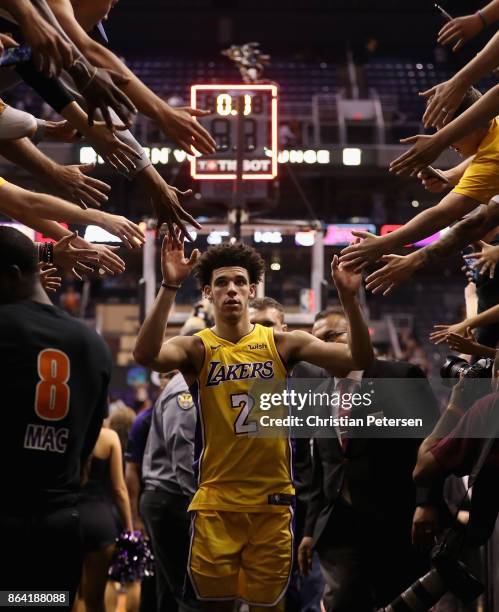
[
  {"xmin": 434, "ymin": 3, "xmax": 452, "ymax": 21},
  {"xmin": 425, "ymin": 166, "xmax": 450, "ymax": 184},
  {"xmin": 0, "ymin": 45, "xmax": 32, "ymax": 67}
]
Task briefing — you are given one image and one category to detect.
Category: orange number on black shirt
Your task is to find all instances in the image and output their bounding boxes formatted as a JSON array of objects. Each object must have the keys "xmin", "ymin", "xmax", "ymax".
[{"xmin": 34, "ymin": 349, "xmax": 70, "ymax": 420}]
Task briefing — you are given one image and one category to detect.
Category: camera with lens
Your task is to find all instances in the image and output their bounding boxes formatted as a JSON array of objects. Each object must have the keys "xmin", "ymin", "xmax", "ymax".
[
  {"xmin": 378, "ymin": 526, "xmax": 483, "ymax": 612},
  {"xmin": 440, "ymin": 355, "xmax": 494, "ymax": 387}
]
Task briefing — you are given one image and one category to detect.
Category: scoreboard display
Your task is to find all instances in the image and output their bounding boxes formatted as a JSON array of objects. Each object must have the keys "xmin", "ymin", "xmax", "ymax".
[{"xmin": 190, "ymin": 84, "xmax": 278, "ymax": 180}]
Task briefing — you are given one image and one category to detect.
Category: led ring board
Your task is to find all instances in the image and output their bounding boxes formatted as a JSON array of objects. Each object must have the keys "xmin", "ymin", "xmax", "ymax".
[{"xmin": 190, "ymin": 84, "xmax": 278, "ymax": 180}]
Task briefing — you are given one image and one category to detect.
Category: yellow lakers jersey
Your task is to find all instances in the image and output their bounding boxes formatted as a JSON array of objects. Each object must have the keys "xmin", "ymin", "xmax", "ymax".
[{"xmin": 189, "ymin": 324, "xmax": 294, "ymax": 513}]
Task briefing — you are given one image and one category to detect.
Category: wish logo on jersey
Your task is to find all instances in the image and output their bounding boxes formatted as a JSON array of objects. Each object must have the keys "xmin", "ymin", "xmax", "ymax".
[{"xmin": 206, "ymin": 360, "xmax": 275, "ymax": 387}]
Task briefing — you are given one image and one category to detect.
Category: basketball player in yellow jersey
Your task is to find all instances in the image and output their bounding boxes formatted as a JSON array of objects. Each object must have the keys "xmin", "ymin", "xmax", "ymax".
[{"xmin": 134, "ymin": 231, "xmax": 374, "ymax": 611}]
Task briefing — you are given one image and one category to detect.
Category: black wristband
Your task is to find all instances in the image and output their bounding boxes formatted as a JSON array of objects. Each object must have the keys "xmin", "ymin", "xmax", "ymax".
[{"xmin": 161, "ymin": 281, "xmax": 181, "ymax": 291}]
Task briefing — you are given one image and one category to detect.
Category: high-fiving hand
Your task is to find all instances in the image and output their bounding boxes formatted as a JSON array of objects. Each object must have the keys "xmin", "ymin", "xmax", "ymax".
[
  {"xmin": 437, "ymin": 13, "xmax": 484, "ymax": 52},
  {"xmin": 159, "ymin": 106, "xmax": 216, "ymax": 156},
  {"xmin": 149, "ymin": 177, "xmax": 201, "ymax": 245},
  {"xmin": 389, "ymin": 134, "xmax": 446, "ymax": 177},
  {"xmin": 463, "ymin": 241, "xmax": 499, "ymax": 279},
  {"xmin": 161, "ymin": 230, "xmax": 200, "ymax": 287},
  {"xmin": 339, "ymin": 231, "xmax": 386, "ymax": 271},
  {"xmin": 420, "ymin": 80, "xmax": 468, "ymax": 129},
  {"xmin": 38, "ymin": 263, "xmax": 62, "ymax": 293},
  {"xmin": 365, "ymin": 253, "xmax": 420, "ymax": 295},
  {"xmin": 331, "ymin": 253, "xmax": 362, "ymax": 298}
]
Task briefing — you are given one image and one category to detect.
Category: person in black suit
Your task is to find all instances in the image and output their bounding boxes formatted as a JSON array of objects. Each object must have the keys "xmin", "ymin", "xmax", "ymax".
[{"xmin": 297, "ymin": 307, "xmax": 444, "ymax": 612}]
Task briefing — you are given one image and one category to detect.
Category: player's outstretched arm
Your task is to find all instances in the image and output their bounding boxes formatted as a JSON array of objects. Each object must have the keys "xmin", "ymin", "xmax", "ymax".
[
  {"xmin": 329, "ymin": 254, "xmax": 374, "ymax": 371},
  {"xmin": 280, "ymin": 256, "xmax": 374, "ymax": 374},
  {"xmin": 133, "ymin": 232, "xmax": 201, "ymax": 373}
]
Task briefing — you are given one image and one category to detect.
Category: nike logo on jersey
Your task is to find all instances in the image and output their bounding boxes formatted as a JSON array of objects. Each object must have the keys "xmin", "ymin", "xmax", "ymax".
[{"xmin": 206, "ymin": 360, "xmax": 274, "ymax": 386}]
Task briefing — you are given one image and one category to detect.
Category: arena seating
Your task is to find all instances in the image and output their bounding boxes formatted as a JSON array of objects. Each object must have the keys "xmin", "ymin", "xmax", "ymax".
[{"xmin": 5, "ymin": 55, "xmax": 492, "ymax": 142}]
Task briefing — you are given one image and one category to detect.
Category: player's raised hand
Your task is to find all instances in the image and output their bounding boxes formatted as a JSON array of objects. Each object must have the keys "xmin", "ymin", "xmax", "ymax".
[
  {"xmin": 365, "ymin": 253, "xmax": 419, "ymax": 295},
  {"xmin": 339, "ymin": 230, "xmax": 384, "ymax": 271},
  {"xmin": 161, "ymin": 230, "xmax": 200, "ymax": 286},
  {"xmin": 159, "ymin": 106, "xmax": 216, "ymax": 155},
  {"xmin": 331, "ymin": 254, "xmax": 362, "ymax": 297},
  {"xmin": 438, "ymin": 14, "xmax": 484, "ymax": 52},
  {"xmin": 389, "ymin": 134, "xmax": 445, "ymax": 176},
  {"xmin": 420, "ymin": 80, "xmax": 467, "ymax": 128}
]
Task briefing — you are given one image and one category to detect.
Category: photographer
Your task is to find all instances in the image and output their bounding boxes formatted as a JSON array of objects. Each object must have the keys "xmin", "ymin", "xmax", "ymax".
[
  {"xmin": 376, "ymin": 361, "xmax": 499, "ymax": 612},
  {"xmin": 414, "ymin": 372, "xmax": 499, "ymax": 485},
  {"xmin": 414, "ymin": 356, "xmax": 499, "ymax": 546}
]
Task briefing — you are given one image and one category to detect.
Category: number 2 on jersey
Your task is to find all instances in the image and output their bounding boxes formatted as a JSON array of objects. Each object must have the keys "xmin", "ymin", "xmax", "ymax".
[
  {"xmin": 231, "ymin": 393, "xmax": 258, "ymax": 434},
  {"xmin": 34, "ymin": 349, "xmax": 71, "ymax": 420}
]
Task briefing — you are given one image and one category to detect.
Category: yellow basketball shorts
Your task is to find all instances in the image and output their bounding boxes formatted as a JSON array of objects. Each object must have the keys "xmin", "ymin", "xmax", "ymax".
[{"xmin": 188, "ymin": 509, "xmax": 294, "ymax": 607}]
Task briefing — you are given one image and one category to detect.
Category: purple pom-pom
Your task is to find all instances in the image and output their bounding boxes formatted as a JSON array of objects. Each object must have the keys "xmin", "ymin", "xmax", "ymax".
[{"xmin": 108, "ymin": 531, "xmax": 155, "ymax": 583}]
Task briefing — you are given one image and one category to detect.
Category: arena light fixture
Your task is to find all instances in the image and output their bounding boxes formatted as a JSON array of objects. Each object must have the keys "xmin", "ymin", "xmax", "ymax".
[
  {"xmin": 83, "ymin": 226, "xmax": 122, "ymax": 243},
  {"xmin": 295, "ymin": 231, "xmax": 316, "ymax": 247},
  {"xmin": 254, "ymin": 230, "xmax": 282, "ymax": 243},
  {"xmin": 342, "ymin": 147, "xmax": 362, "ymax": 166}
]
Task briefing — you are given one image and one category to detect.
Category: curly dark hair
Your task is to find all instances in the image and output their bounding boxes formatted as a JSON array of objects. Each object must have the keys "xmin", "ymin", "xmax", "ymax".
[{"xmin": 193, "ymin": 242, "xmax": 265, "ymax": 287}]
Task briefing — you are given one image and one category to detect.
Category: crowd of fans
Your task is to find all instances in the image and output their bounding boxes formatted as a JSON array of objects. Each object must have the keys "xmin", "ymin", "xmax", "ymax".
[{"xmin": 1, "ymin": 1, "xmax": 499, "ymax": 612}]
